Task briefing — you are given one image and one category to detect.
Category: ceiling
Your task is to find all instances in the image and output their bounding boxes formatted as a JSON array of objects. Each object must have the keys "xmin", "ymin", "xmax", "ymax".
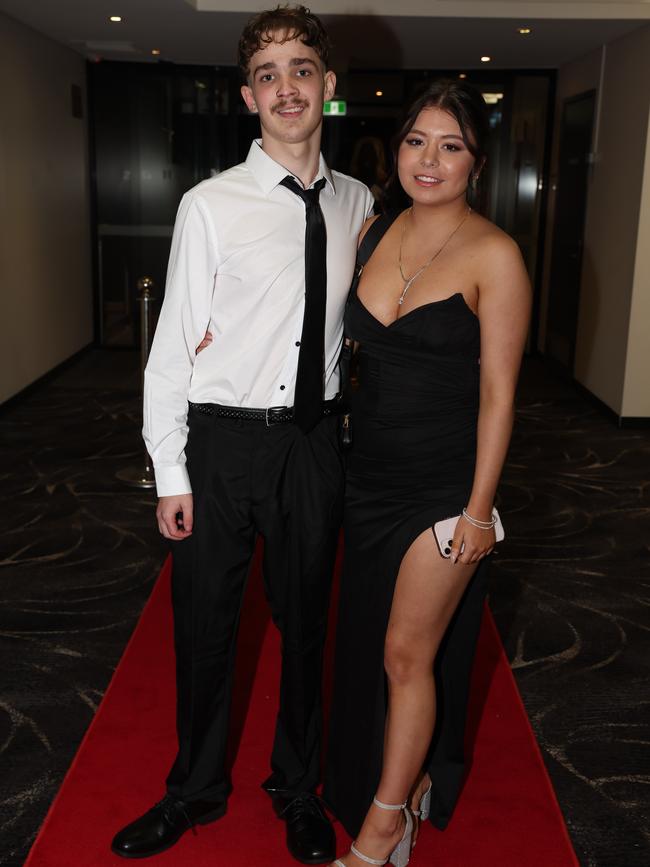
[{"xmin": 0, "ymin": 0, "xmax": 647, "ymax": 70}]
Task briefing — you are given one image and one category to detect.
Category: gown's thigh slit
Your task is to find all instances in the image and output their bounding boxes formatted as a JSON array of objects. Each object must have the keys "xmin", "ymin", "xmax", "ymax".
[
  {"xmin": 383, "ymin": 516, "xmax": 490, "ymax": 832},
  {"xmin": 325, "ymin": 505, "xmax": 485, "ymax": 837}
]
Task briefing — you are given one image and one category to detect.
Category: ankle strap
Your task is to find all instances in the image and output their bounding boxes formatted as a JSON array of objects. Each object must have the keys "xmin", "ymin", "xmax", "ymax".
[
  {"xmin": 372, "ymin": 797, "xmax": 406, "ymax": 811},
  {"xmin": 350, "ymin": 842, "xmax": 389, "ymax": 865}
]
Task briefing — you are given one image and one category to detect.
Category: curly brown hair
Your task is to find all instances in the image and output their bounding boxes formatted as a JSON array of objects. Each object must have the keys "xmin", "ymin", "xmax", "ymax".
[{"xmin": 238, "ymin": 4, "xmax": 331, "ymax": 81}]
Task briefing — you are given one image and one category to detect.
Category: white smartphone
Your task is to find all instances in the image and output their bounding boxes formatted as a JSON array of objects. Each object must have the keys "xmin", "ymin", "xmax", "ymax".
[{"xmin": 433, "ymin": 509, "xmax": 505, "ymax": 558}]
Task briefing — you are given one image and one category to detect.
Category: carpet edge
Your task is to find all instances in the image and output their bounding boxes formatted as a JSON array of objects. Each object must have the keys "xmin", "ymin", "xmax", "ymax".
[
  {"xmin": 484, "ymin": 606, "xmax": 581, "ymax": 867},
  {"xmin": 22, "ymin": 556, "xmax": 170, "ymax": 866}
]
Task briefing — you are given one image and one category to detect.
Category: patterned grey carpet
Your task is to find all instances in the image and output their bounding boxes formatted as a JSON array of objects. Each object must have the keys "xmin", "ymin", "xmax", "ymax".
[
  {"xmin": 0, "ymin": 351, "xmax": 648, "ymax": 866},
  {"xmin": 0, "ymin": 352, "xmax": 165, "ymax": 866},
  {"xmin": 491, "ymin": 362, "xmax": 650, "ymax": 867}
]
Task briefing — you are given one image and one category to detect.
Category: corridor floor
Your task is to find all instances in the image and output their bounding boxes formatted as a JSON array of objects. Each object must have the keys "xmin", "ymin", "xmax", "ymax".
[{"xmin": 1, "ymin": 351, "xmax": 648, "ymax": 867}]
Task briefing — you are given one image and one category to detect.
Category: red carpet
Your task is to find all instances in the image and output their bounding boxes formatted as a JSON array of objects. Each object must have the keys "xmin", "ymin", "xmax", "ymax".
[{"xmin": 25, "ymin": 550, "xmax": 578, "ymax": 867}]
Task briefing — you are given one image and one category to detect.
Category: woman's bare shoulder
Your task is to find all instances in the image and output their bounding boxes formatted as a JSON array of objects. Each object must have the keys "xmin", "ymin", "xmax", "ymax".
[
  {"xmin": 470, "ymin": 212, "xmax": 516, "ymax": 247},
  {"xmin": 469, "ymin": 213, "xmax": 526, "ymax": 272},
  {"xmin": 466, "ymin": 218, "xmax": 531, "ymax": 308}
]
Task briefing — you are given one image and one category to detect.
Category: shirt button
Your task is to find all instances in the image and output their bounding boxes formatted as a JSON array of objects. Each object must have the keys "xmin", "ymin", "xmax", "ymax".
[
  {"xmin": 295, "ymin": 341, "xmax": 301, "ymax": 347},
  {"xmin": 280, "ymin": 385, "xmax": 286, "ymax": 390}
]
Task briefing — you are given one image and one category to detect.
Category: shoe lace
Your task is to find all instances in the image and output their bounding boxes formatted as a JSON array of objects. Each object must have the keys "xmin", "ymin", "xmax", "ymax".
[
  {"xmin": 280, "ymin": 792, "xmax": 327, "ymax": 822},
  {"xmin": 155, "ymin": 794, "xmax": 198, "ymax": 836}
]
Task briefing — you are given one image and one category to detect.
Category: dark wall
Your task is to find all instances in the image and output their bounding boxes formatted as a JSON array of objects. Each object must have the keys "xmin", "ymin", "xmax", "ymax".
[
  {"xmin": 89, "ymin": 62, "xmax": 239, "ymax": 345},
  {"xmin": 88, "ymin": 61, "xmax": 553, "ymax": 347}
]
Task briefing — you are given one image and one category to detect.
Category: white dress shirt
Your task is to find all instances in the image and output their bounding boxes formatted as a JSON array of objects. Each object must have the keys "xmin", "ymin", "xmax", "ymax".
[{"xmin": 143, "ymin": 139, "xmax": 374, "ymax": 497}]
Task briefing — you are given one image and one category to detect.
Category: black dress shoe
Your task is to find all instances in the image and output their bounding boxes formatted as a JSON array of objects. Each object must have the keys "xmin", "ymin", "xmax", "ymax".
[
  {"xmin": 272, "ymin": 792, "xmax": 336, "ymax": 865},
  {"xmin": 111, "ymin": 794, "xmax": 225, "ymax": 859}
]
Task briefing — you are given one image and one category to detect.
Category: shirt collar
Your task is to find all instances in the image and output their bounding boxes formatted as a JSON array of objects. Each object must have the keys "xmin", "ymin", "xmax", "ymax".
[{"xmin": 245, "ymin": 139, "xmax": 335, "ymax": 196}]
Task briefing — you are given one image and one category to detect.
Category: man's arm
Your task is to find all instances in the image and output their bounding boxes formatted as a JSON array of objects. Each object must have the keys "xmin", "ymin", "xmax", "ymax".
[{"xmin": 143, "ymin": 190, "xmax": 219, "ymax": 537}]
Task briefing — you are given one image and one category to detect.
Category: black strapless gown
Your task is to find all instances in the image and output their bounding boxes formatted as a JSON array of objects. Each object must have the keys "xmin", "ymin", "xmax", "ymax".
[{"xmin": 324, "ymin": 291, "xmax": 489, "ymax": 836}]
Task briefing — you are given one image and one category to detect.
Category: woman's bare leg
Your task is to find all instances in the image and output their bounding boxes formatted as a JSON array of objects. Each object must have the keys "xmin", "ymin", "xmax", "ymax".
[{"xmin": 333, "ymin": 529, "xmax": 477, "ymax": 866}]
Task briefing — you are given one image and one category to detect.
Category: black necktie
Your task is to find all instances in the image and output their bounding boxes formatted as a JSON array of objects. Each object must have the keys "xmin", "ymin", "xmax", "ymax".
[{"xmin": 280, "ymin": 175, "xmax": 328, "ymax": 433}]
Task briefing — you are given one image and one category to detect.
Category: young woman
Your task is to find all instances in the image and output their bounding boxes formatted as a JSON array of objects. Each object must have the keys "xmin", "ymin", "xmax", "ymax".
[{"xmin": 324, "ymin": 79, "xmax": 531, "ymax": 866}]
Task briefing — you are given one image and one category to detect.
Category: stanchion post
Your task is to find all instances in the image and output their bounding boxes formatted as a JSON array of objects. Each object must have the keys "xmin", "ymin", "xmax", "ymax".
[{"xmin": 116, "ymin": 276, "xmax": 157, "ymax": 489}]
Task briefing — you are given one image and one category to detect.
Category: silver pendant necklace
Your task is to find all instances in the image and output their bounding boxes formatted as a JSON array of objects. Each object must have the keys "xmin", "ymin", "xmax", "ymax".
[{"xmin": 398, "ymin": 207, "xmax": 472, "ymax": 305}]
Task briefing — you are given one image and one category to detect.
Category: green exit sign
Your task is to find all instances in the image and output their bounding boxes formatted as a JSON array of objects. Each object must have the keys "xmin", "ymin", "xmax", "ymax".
[{"xmin": 324, "ymin": 100, "xmax": 347, "ymax": 116}]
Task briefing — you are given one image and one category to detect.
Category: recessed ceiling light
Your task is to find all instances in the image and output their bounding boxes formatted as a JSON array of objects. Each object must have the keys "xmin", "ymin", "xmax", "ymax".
[
  {"xmin": 480, "ymin": 55, "xmax": 491, "ymax": 63},
  {"xmin": 151, "ymin": 49, "xmax": 161, "ymax": 55},
  {"xmin": 109, "ymin": 15, "xmax": 122, "ymax": 23},
  {"xmin": 518, "ymin": 27, "xmax": 532, "ymax": 35},
  {"xmin": 375, "ymin": 90, "xmax": 383, "ymax": 97},
  {"xmin": 459, "ymin": 73, "xmax": 467, "ymax": 79}
]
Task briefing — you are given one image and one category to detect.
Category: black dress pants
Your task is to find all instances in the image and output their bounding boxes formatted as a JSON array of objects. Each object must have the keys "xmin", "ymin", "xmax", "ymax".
[{"xmin": 166, "ymin": 407, "xmax": 344, "ymax": 806}]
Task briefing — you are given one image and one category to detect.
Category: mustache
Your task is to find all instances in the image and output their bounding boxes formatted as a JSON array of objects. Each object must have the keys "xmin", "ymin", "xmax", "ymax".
[{"xmin": 271, "ymin": 99, "xmax": 308, "ymax": 113}]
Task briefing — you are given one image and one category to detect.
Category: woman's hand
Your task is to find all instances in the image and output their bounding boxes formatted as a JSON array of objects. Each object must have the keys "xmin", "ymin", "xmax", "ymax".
[
  {"xmin": 450, "ymin": 515, "xmax": 495, "ymax": 564},
  {"xmin": 196, "ymin": 329, "xmax": 213, "ymax": 354}
]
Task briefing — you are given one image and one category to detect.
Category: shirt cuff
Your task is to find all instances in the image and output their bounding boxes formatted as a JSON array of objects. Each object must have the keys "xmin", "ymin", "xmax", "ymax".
[{"xmin": 154, "ymin": 463, "xmax": 192, "ymax": 498}]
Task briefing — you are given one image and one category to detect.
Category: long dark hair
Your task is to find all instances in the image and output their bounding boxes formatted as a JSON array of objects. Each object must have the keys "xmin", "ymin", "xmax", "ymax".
[{"xmin": 385, "ymin": 78, "xmax": 490, "ymax": 210}]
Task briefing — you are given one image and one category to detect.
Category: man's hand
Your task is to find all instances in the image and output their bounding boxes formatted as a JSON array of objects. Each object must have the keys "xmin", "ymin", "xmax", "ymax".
[
  {"xmin": 196, "ymin": 330, "xmax": 213, "ymax": 354},
  {"xmin": 157, "ymin": 494, "xmax": 194, "ymax": 540}
]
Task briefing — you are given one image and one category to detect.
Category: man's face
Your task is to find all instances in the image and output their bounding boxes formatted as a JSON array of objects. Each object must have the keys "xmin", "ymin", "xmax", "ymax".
[{"xmin": 241, "ymin": 33, "xmax": 335, "ymax": 151}]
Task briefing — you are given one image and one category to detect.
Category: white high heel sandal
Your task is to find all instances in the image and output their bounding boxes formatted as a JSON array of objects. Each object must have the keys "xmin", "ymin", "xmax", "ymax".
[
  {"xmin": 333, "ymin": 797, "xmax": 413, "ymax": 867},
  {"xmin": 411, "ymin": 781, "xmax": 432, "ymax": 822}
]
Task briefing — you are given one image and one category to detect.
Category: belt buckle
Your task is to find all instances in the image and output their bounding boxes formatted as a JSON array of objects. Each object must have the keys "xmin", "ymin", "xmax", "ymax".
[{"xmin": 265, "ymin": 406, "xmax": 285, "ymax": 427}]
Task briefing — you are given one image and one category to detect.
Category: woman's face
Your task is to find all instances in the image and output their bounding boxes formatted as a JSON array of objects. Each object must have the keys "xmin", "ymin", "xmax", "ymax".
[{"xmin": 397, "ymin": 106, "xmax": 477, "ymax": 206}]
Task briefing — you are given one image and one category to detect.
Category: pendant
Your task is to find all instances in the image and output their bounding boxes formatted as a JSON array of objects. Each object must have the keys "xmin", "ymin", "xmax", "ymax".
[{"xmin": 399, "ymin": 275, "xmax": 417, "ymax": 305}]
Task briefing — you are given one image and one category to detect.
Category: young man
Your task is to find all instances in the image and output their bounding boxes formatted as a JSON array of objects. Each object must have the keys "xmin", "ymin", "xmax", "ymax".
[{"xmin": 111, "ymin": 5, "xmax": 374, "ymax": 864}]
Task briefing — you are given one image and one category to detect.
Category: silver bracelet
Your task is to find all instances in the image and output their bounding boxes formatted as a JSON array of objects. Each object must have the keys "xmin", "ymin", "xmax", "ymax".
[{"xmin": 462, "ymin": 507, "xmax": 497, "ymax": 529}]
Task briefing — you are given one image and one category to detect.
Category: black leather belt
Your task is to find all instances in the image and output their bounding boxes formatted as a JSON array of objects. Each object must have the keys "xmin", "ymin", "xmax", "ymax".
[{"xmin": 189, "ymin": 396, "xmax": 342, "ymax": 426}]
